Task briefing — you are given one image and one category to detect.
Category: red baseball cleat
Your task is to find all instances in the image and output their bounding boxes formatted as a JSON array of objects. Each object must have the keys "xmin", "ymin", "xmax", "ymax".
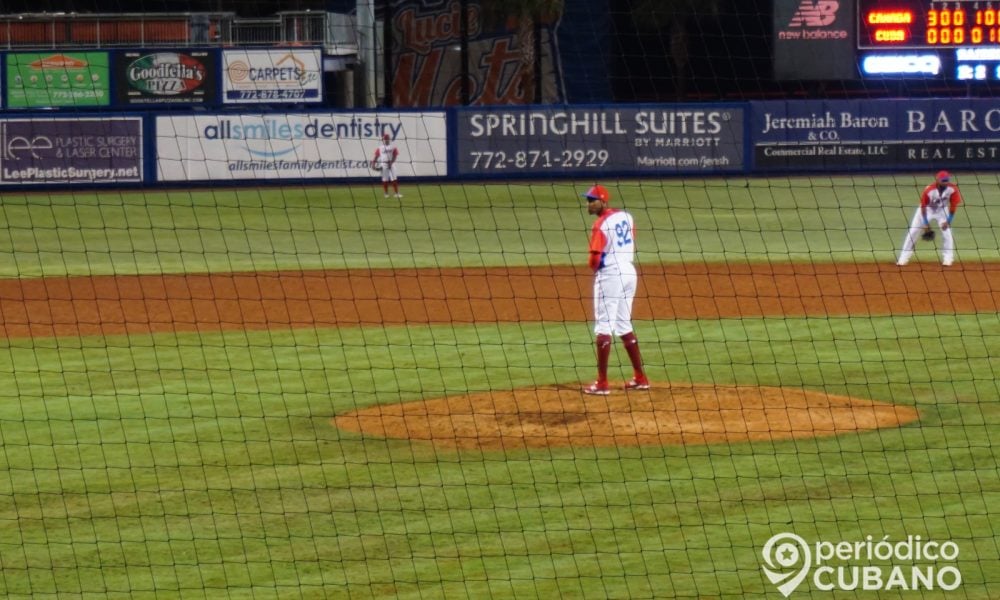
[
  {"xmin": 624, "ymin": 377, "xmax": 650, "ymax": 390},
  {"xmin": 582, "ymin": 381, "xmax": 610, "ymax": 396}
]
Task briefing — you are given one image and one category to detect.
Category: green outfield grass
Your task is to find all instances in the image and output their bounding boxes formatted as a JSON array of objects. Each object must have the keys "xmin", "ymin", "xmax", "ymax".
[
  {"xmin": 1, "ymin": 175, "xmax": 999, "ymax": 278},
  {"xmin": 0, "ymin": 177, "xmax": 998, "ymax": 598}
]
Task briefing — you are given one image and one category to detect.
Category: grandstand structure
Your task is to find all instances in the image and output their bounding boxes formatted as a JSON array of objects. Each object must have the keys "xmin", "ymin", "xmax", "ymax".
[{"xmin": 0, "ymin": 10, "xmax": 356, "ymax": 50}]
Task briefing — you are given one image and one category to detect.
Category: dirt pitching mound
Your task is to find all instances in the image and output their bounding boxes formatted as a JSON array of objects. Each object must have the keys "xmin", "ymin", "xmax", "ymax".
[{"xmin": 332, "ymin": 384, "xmax": 920, "ymax": 451}]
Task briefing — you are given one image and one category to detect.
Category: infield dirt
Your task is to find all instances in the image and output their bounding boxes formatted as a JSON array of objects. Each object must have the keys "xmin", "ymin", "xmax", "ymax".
[{"xmin": 5, "ymin": 260, "xmax": 992, "ymax": 448}]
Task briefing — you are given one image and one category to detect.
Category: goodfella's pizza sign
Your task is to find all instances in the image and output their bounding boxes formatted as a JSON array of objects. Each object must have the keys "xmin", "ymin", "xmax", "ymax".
[
  {"xmin": 390, "ymin": 0, "xmax": 564, "ymax": 107},
  {"xmin": 114, "ymin": 50, "xmax": 217, "ymax": 105}
]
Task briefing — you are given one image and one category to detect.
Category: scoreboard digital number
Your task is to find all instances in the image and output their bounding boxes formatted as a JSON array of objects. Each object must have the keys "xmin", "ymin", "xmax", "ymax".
[
  {"xmin": 860, "ymin": 0, "xmax": 1000, "ymax": 48},
  {"xmin": 858, "ymin": 0, "xmax": 1000, "ymax": 80}
]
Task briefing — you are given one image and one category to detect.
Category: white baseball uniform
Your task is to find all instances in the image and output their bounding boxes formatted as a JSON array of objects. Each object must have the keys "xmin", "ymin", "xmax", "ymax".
[
  {"xmin": 373, "ymin": 141, "xmax": 399, "ymax": 183},
  {"xmin": 898, "ymin": 181, "xmax": 962, "ymax": 266},
  {"xmin": 589, "ymin": 208, "xmax": 638, "ymax": 336}
]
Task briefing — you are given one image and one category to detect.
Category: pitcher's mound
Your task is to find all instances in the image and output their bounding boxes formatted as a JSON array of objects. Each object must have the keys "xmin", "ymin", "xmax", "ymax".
[{"xmin": 332, "ymin": 383, "xmax": 920, "ymax": 451}]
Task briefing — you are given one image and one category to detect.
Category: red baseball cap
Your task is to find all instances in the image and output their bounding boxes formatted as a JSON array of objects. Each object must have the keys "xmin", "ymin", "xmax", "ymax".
[
  {"xmin": 936, "ymin": 170, "xmax": 951, "ymax": 182},
  {"xmin": 383, "ymin": 133, "xmax": 391, "ymax": 141},
  {"xmin": 583, "ymin": 184, "xmax": 610, "ymax": 202}
]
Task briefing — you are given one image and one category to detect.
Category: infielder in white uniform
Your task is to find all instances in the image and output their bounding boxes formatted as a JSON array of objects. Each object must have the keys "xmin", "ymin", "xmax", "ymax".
[
  {"xmin": 581, "ymin": 184, "xmax": 650, "ymax": 396},
  {"xmin": 897, "ymin": 170, "xmax": 962, "ymax": 267},
  {"xmin": 372, "ymin": 133, "xmax": 402, "ymax": 198}
]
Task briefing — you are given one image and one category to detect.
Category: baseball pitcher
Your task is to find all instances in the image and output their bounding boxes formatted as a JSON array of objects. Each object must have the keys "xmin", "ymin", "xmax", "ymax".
[
  {"xmin": 581, "ymin": 184, "xmax": 650, "ymax": 396},
  {"xmin": 897, "ymin": 170, "xmax": 962, "ymax": 267}
]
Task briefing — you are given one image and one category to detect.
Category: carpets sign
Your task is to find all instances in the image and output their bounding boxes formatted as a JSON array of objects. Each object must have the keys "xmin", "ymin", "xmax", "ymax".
[{"xmin": 221, "ymin": 49, "xmax": 322, "ymax": 104}]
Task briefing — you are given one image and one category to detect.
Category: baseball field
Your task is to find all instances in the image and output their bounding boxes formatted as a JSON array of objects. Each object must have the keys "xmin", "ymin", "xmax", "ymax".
[{"xmin": 0, "ymin": 175, "xmax": 998, "ymax": 598}]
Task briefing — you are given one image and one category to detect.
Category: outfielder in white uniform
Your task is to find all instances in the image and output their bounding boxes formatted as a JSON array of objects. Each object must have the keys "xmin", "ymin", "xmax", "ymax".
[
  {"xmin": 897, "ymin": 170, "xmax": 962, "ymax": 267},
  {"xmin": 372, "ymin": 133, "xmax": 402, "ymax": 198},
  {"xmin": 581, "ymin": 184, "xmax": 650, "ymax": 396}
]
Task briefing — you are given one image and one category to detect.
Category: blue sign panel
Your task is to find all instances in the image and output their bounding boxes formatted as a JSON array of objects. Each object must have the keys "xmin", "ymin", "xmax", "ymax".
[
  {"xmin": 0, "ymin": 117, "xmax": 142, "ymax": 185},
  {"xmin": 753, "ymin": 99, "xmax": 1000, "ymax": 170},
  {"xmin": 455, "ymin": 105, "xmax": 745, "ymax": 177}
]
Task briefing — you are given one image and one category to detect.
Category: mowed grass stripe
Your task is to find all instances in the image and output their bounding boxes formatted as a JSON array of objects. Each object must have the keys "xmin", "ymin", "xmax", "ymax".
[{"xmin": 1, "ymin": 176, "xmax": 999, "ymax": 278}]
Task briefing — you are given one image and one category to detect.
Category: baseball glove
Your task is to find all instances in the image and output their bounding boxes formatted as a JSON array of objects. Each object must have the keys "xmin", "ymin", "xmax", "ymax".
[
  {"xmin": 921, "ymin": 228, "xmax": 936, "ymax": 242},
  {"xmin": 370, "ymin": 161, "xmax": 382, "ymax": 172}
]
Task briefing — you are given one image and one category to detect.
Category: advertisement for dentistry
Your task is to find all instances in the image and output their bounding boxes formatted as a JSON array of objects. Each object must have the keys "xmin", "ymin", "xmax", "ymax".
[{"xmin": 155, "ymin": 112, "xmax": 447, "ymax": 181}]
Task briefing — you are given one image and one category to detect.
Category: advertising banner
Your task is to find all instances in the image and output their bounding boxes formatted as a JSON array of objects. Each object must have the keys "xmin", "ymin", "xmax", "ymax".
[
  {"xmin": 114, "ymin": 50, "xmax": 217, "ymax": 106},
  {"xmin": 753, "ymin": 98, "xmax": 1000, "ymax": 170},
  {"xmin": 0, "ymin": 118, "xmax": 143, "ymax": 185},
  {"xmin": 389, "ymin": 0, "xmax": 565, "ymax": 107},
  {"xmin": 221, "ymin": 49, "xmax": 322, "ymax": 104},
  {"xmin": 5, "ymin": 52, "xmax": 111, "ymax": 108},
  {"xmin": 156, "ymin": 112, "xmax": 447, "ymax": 181},
  {"xmin": 455, "ymin": 106, "xmax": 745, "ymax": 177},
  {"xmin": 773, "ymin": 0, "xmax": 856, "ymax": 80}
]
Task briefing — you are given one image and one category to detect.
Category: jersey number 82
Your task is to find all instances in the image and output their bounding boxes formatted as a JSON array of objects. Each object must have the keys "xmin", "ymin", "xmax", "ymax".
[{"xmin": 614, "ymin": 222, "xmax": 633, "ymax": 247}]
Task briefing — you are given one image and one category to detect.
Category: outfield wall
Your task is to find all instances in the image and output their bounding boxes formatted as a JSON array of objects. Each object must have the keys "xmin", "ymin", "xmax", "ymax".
[{"xmin": 1, "ymin": 99, "xmax": 999, "ymax": 189}]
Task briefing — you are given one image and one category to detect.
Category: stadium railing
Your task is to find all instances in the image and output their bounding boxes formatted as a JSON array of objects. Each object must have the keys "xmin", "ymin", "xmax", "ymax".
[{"xmin": 0, "ymin": 10, "xmax": 357, "ymax": 53}]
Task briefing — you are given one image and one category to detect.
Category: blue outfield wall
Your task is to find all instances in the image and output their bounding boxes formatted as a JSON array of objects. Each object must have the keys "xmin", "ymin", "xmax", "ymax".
[{"xmin": 1, "ymin": 99, "xmax": 999, "ymax": 189}]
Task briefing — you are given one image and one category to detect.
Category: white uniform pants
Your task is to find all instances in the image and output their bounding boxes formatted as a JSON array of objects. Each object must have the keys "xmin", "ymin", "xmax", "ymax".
[
  {"xmin": 380, "ymin": 166, "xmax": 398, "ymax": 182},
  {"xmin": 898, "ymin": 206, "xmax": 954, "ymax": 265},
  {"xmin": 593, "ymin": 264, "xmax": 637, "ymax": 336}
]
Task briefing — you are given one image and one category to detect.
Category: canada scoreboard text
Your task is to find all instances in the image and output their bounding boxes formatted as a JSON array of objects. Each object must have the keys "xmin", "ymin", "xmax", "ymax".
[
  {"xmin": 861, "ymin": 0, "xmax": 1000, "ymax": 46},
  {"xmin": 859, "ymin": 0, "xmax": 1000, "ymax": 80}
]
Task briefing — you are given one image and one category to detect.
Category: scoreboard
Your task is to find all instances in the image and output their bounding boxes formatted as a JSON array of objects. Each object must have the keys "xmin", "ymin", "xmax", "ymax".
[
  {"xmin": 859, "ymin": 0, "xmax": 1000, "ymax": 80},
  {"xmin": 860, "ymin": 1, "xmax": 1000, "ymax": 47}
]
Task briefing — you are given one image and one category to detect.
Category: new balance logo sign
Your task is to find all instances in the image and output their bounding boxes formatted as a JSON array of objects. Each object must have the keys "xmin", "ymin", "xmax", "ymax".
[{"xmin": 788, "ymin": 0, "xmax": 839, "ymax": 27}]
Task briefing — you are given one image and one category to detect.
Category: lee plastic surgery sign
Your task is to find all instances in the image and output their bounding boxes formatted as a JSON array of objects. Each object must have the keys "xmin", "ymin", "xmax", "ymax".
[{"xmin": 0, "ymin": 118, "xmax": 142, "ymax": 185}]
